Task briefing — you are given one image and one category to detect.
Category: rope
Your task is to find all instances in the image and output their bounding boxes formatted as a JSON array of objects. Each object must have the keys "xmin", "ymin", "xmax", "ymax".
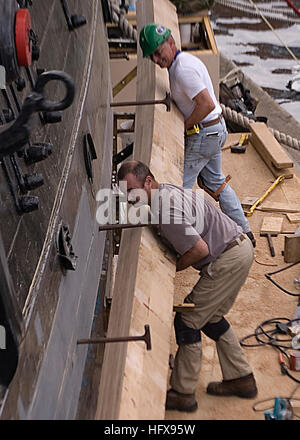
[
  {"xmin": 109, "ymin": 1, "xmax": 137, "ymax": 41},
  {"xmin": 221, "ymin": 104, "xmax": 300, "ymax": 151}
]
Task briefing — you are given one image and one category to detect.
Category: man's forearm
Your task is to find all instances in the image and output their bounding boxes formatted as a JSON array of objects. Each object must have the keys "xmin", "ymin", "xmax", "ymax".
[
  {"xmin": 176, "ymin": 239, "xmax": 209, "ymax": 272},
  {"xmin": 184, "ymin": 89, "xmax": 216, "ymax": 130},
  {"xmin": 185, "ymin": 104, "xmax": 211, "ymax": 130}
]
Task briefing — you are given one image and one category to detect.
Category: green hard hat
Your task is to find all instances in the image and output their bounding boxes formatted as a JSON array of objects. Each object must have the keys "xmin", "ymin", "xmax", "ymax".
[{"xmin": 139, "ymin": 23, "xmax": 171, "ymax": 57}]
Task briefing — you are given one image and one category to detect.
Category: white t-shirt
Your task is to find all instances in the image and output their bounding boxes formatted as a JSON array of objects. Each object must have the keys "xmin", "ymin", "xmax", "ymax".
[{"xmin": 168, "ymin": 51, "xmax": 221, "ymax": 123}]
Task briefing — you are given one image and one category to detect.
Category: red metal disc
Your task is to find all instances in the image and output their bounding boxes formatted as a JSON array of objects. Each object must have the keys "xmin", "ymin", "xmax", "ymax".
[{"xmin": 15, "ymin": 9, "xmax": 32, "ymax": 66}]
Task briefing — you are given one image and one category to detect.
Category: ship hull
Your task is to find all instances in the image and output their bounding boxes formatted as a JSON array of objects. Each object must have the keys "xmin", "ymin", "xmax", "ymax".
[{"xmin": 0, "ymin": 0, "xmax": 113, "ymax": 419}]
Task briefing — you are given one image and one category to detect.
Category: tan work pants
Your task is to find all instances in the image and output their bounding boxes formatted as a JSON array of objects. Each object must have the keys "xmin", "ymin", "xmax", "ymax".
[{"xmin": 170, "ymin": 235, "xmax": 254, "ymax": 394}]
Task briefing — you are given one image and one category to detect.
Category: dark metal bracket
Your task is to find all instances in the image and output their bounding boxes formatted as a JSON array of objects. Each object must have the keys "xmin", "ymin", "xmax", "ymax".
[
  {"xmin": 0, "ymin": 70, "xmax": 75, "ymax": 159},
  {"xmin": 1, "ymin": 157, "xmax": 39, "ymax": 214},
  {"xmin": 83, "ymin": 133, "xmax": 97, "ymax": 183},
  {"xmin": 57, "ymin": 224, "xmax": 78, "ymax": 271},
  {"xmin": 113, "ymin": 141, "xmax": 133, "ymax": 166},
  {"xmin": 60, "ymin": 0, "xmax": 87, "ymax": 31}
]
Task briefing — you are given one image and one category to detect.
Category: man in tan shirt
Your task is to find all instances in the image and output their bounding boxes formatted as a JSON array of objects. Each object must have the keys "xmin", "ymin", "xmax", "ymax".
[{"xmin": 117, "ymin": 160, "xmax": 257, "ymax": 412}]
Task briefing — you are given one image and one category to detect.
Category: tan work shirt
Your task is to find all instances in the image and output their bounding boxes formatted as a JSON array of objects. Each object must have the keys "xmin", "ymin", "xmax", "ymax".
[{"xmin": 153, "ymin": 184, "xmax": 242, "ymax": 269}]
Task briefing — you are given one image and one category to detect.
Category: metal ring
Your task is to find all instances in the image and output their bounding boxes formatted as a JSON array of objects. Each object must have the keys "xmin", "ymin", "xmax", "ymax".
[{"xmin": 33, "ymin": 70, "xmax": 75, "ymax": 112}]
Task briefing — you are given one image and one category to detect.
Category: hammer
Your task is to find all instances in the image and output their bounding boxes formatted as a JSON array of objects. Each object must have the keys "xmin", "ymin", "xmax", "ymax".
[
  {"xmin": 77, "ymin": 324, "xmax": 152, "ymax": 350},
  {"xmin": 260, "ymin": 232, "xmax": 277, "ymax": 257}
]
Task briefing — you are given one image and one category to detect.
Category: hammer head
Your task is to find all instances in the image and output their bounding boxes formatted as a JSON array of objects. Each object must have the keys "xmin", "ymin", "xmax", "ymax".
[
  {"xmin": 143, "ymin": 325, "xmax": 152, "ymax": 351},
  {"xmin": 164, "ymin": 92, "xmax": 171, "ymax": 112}
]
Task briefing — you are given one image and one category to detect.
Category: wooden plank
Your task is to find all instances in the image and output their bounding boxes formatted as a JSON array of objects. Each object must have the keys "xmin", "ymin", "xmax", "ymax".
[
  {"xmin": 284, "ymin": 235, "xmax": 300, "ymax": 263},
  {"xmin": 286, "ymin": 213, "xmax": 300, "ymax": 223},
  {"xmin": 178, "ymin": 12, "xmax": 208, "ymax": 23},
  {"xmin": 96, "ymin": 0, "xmax": 183, "ymax": 421},
  {"xmin": 250, "ymin": 122, "xmax": 294, "ymax": 169},
  {"xmin": 203, "ymin": 16, "xmax": 218, "ymax": 54},
  {"xmin": 241, "ymin": 196, "xmax": 259, "ymax": 210},
  {"xmin": 249, "ymin": 140, "xmax": 293, "ymax": 179},
  {"xmin": 173, "ymin": 303, "xmax": 195, "ymax": 313},
  {"xmin": 260, "ymin": 217, "xmax": 283, "ymax": 234},
  {"xmin": 258, "ymin": 201, "xmax": 300, "ymax": 213}
]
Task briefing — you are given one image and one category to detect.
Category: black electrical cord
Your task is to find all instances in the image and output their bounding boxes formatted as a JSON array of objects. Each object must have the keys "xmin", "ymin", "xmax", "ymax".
[
  {"xmin": 240, "ymin": 317, "xmax": 294, "ymax": 349},
  {"xmin": 240, "ymin": 317, "xmax": 300, "ymax": 384},
  {"xmin": 265, "ymin": 261, "xmax": 300, "ymax": 297}
]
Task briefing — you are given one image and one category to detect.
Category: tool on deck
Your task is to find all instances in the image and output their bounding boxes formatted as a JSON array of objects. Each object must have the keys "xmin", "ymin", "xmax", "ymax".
[
  {"xmin": 110, "ymin": 91, "xmax": 171, "ymax": 112},
  {"xmin": 230, "ymin": 133, "xmax": 248, "ymax": 153},
  {"xmin": 264, "ymin": 397, "xmax": 293, "ymax": 420},
  {"xmin": 197, "ymin": 174, "xmax": 231, "ymax": 202},
  {"xmin": 244, "ymin": 175, "xmax": 285, "ymax": 216},
  {"xmin": 260, "ymin": 232, "xmax": 277, "ymax": 257},
  {"xmin": 77, "ymin": 324, "xmax": 152, "ymax": 350},
  {"xmin": 173, "ymin": 303, "xmax": 195, "ymax": 313},
  {"xmin": 259, "ymin": 217, "xmax": 283, "ymax": 257}
]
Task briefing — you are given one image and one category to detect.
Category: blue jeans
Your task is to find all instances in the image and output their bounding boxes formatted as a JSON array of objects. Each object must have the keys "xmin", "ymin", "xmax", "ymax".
[{"xmin": 183, "ymin": 118, "xmax": 250, "ymax": 233}]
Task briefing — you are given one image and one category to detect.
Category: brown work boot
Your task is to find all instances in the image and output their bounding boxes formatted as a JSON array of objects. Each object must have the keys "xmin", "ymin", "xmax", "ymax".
[
  {"xmin": 206, "ymin": 373, "xmax": 257, "ymax": 398},
  {"xmin": 165, "ymin": 389, "xmax": 198, "ymax": 412}
]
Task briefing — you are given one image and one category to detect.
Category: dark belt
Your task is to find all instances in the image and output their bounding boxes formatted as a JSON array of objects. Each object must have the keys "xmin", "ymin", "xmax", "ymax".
[
  {"xmin": 201, "ymin": 114, "xmax": 223, "ymax": 128},
  {"xmin": 185, "ymin": 114, "xmax": 223, "ymax": 135},
  {"xmin": 223, "ymin": 234, "xmax": 246, "ymax": 253}
]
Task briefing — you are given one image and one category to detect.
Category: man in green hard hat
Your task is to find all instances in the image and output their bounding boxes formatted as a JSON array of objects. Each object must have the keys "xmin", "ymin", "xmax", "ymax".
[{"xmin": 139, "ymin": 23, "xmax": 256, "ymax": 246}]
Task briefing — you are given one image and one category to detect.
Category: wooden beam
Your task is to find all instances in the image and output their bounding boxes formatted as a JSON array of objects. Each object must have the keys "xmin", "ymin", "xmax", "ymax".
[
  {"xmin": 286, "ymin": 213, "xmax": 300, "ymax": 223},
  {"xmin": 96, "ymin": 0, "xmax": 184, "ymax": 421},
  {"xmin": 203, "ymin": 15, "xmax": 218, "ymax": 54},
  {"xmin": 284, "ymin": 235, "xmax": 300, "ymax": 263},
  {"xmin": 249, "ymin": 122, "xmax": 294, "ymax": 178},
  {"xmin": 113, "ymin": 66, "xmax": 137, "ymax": 97},
  {"xmin": 259, "ymin": 201, "xmax": 300, "ymax": 213},
  {"xmin": 260, "ymin": 217, "xmax": 283, "ymax": 234}
]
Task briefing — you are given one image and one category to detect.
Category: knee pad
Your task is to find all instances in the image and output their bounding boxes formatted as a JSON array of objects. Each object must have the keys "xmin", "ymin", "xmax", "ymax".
[
  {"xmin": 174, "ymin": 313, "xmax": 201, "ymax": 346},
  {"xmin": 202, "ymin": 317, "xmax": 230, "ymax": 342}
]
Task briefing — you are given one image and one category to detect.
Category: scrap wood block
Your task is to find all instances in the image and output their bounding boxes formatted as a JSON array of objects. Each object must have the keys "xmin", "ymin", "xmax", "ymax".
[
  {"xmin": 259, "ymin": 201, "xmax": 300, "ymax": 213},
  {"xmin": 241, "ymin": 196, "xmax": 258, "ymax": 210},
  {"xmin": 249, "ymin": 122, "xmax": 294, "ymax": 179},
  {"xmin": 286, "ymin": 213, "xmax": 300, "ymax": 223},
  {"xmin": 284, "ymin": 235, "xmax": 300, "ymax": 263},
  {"xmin": 260, "ymin": 216, "xmax": 283, "ymax": 234}
]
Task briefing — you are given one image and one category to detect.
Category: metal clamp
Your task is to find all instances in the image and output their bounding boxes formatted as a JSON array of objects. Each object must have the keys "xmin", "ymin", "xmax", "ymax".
[{"xmin": 0, "ymin": 70, "xmax": 75, "ymax": 159}]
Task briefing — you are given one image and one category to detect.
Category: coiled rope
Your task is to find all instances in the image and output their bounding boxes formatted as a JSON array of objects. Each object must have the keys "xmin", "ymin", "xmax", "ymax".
[
  {"xmin": 109, "ymin": 1, "xmax": 137, "ymax": 40},
  {"xmin": 221, "ymin": 104, "xmax": 300, "ymax": 150}
]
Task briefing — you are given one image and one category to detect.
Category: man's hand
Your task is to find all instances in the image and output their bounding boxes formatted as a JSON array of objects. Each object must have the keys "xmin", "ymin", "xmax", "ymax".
[{"xmin": 176, "ymin": 238, "xmax": 209, "ymax": 272}]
